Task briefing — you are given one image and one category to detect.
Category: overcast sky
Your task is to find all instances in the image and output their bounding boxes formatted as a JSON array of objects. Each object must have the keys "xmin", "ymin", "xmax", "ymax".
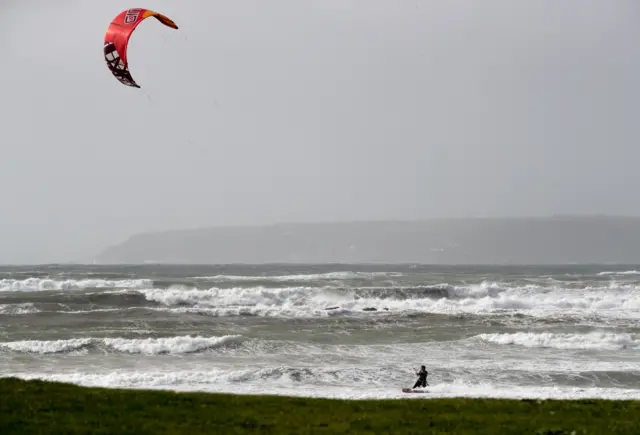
[{"xmin": 1, "ymin": 0, "xmax": 638, "ymax": 263}]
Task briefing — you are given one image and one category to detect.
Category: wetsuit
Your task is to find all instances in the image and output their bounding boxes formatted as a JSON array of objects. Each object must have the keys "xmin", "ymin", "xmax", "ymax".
[{"xmin": 413, "ymin": 369, "xmax": 428, "ymax": 389}]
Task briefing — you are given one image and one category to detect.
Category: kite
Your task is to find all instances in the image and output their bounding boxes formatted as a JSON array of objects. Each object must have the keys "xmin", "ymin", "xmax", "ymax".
[{"xmin": 103, "ymin": 8, "xmax": 178, "ymax": 88}]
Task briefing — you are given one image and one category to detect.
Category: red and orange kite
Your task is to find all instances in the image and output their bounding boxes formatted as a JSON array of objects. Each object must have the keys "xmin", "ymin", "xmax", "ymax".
[{"xmin": 104, "ymin": 8, "xmax": 178, "ymax": 88}]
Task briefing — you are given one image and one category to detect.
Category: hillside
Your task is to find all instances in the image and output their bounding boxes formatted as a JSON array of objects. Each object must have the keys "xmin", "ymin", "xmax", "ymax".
[{"xmin": 93, "ymin": 216, "xmax": 640, "ymax": 264}]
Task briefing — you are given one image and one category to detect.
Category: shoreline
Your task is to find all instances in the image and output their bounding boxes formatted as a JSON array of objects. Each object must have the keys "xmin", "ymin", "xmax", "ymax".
[
  {"xmin": 1, "ymin": 378, "xmax": 638, "ymax": 434},
  {"xmin": 4, "ymin": 375, "xmax": 640, "ymax": 402}
]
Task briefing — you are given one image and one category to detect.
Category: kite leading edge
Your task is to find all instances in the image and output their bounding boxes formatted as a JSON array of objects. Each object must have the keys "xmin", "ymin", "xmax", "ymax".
[{"xmin": 103, "ymin": 8, "xmax": 178, "ymax": 88}]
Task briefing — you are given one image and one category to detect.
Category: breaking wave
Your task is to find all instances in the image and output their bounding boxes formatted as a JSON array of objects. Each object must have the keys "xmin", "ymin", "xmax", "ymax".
[
  {"xmin": 192, "ymin": 271, "xmax": 401, "ymax": 282},
  {"xmin": 2, "ymin": 276, "xmax": 639, "ymax": 322},
  {"xmin": 0, "ymin": 278, "xmax": 153, "ymax": 292},
  {"xmin": 0, "ymin": 303, "xmax": 39, "ymax": 315},
  {"xmin": 0, "ymin": 335, "xmax": 242, "ymax": 355},
  {"xmin": 121, "ymin": 281, "xmax": 640, "ymax": 320},
  {"xmin": 476, "ymin": 331, "xmax": 640, "ymax": 351},
  {"xmin": 597, "ymin": 270, "xmax": 640, "ymax": 276}
]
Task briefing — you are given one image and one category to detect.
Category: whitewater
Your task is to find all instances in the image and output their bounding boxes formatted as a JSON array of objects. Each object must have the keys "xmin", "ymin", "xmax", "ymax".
[{"xmin": 1, "ymin": 264, "xmax": 639, "ymax": 400}]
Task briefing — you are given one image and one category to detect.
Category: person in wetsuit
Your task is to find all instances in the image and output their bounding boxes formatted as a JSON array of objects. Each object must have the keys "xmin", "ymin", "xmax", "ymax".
[{"xmin": 413, "ymin": 365, "xmax": 428, "ymax": 389}]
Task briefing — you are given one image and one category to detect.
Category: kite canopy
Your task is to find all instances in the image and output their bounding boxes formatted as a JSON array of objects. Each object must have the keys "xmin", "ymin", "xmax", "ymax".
[{"xmin": 103, "ymin": 8, "xmax": 178, "ymax": 88}]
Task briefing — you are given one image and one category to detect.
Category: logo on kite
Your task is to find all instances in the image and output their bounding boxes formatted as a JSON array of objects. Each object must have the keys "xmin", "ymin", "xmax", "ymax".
[
  {"xmin": 124, "ymin": 9, "xmax": 143, "ymax": 24},
  {"xmin": 103, "ymin": 8, "xmax": 178, "ymax": 89}
]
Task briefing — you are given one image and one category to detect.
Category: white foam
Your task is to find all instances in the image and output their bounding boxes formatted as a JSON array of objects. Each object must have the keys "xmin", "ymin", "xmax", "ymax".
[
  {"xmin": 597, "ymin": 270, "xmax": 640, "ymax": 276},
  {"xmin": 127, "ymin": 282, "xmax": 640, "ymax": 320},
  {"xmin": 0, "ymin": 335, "xmax": 242, "ymax": 355},
  {"xmin": 102, "ymin": 335, "xmax": 241, "ymax": 355},
  {"xmin": 192, "ymin": 272, "xmax": 400, "ymax": 282},
  {"xmin": 2, "ymin": 333, "xmax": 640, "ymax": 401},
  {"xmin": 0, "ymin": 338, "xmax": 92, "ymax": 354},
  {"xmin": 0, "ymin": 303, "xmax": 39, "ymax": 315},
  {"xmin": 0, "ymin": 278, "xmax": 153, "ymax": 292},
  {"xmin": 476, "ymin": 331, "xmax": 640, "ymax": 351},
  {"xmin": 139, "ymin": 286, "xmax": 355, "ymax": 318}
]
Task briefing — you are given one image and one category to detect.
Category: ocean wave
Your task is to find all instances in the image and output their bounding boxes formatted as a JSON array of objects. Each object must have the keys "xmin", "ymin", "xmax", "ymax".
[
  {"xmin": 191, "ymin": 271, "xmax": 402, "ymax": 282},
  {"xmin": 123, "ymin": 283, "xmax": 640, "ymax": 320},
  {"xmin": 0, "ymin": 278, "xmax": 153, "ymax": 293},
  {"xmin": 597, "ymin": 270, "xmax": 640, "ymax": 276},
  {"xmin": 1, "ymin": 338, "xmax": 94, "ymax": 354},
  {"xmin": 4, "ymin": 277, "xmax": 640, "ymax": 321},
  {"xmin": 0, "ymin": 303, "xmax": 39, "ymax": 315},
  {"xmin": 475, "ymin": 331, "xmax": 640, "ymax": 351},
  {"xmin": 102, "ymin": 335, "xmax": 242, "ymax": 355},
  {"xmin": 136, "ymin": 285, "xmax": 451, "ymax": 317},
  {"xmin": 0, "ymin": 335, "xmax": 242, "ymax": 355}
]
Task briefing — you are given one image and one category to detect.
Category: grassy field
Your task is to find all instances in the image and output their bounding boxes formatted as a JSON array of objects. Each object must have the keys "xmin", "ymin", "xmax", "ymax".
[{"xmin": 0, "ymin": 377, "xmax": 638, "ymax": 434}]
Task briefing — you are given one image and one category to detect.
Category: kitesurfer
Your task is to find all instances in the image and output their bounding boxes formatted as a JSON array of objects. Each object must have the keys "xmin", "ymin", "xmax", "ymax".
[{"xmin": 413, "ymin": 365, "xmax": 428, "ymax": 389}]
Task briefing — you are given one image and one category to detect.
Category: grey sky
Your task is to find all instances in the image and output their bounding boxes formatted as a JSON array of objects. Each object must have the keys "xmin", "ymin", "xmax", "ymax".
[{"xmin": 1, "ymin": 0, "xmax": 638, "ymax": 263}]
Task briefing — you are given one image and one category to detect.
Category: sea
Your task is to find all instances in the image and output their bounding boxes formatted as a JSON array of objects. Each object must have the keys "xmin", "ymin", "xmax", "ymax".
[{"xmin": 0, "ymin": 264, "xmax": 639, "ymax": 400}]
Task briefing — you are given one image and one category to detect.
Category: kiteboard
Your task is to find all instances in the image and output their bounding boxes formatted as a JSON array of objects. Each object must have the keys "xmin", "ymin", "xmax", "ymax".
[{"xmin": 402, "ymin": 388, "xmax": 427, "ymax": 394}]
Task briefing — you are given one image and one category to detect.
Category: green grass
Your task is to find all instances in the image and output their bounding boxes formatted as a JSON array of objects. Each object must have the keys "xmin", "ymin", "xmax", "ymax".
[{"xmin": 0, "ymin": 378, "xmax": 638, "ymax": 434}]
